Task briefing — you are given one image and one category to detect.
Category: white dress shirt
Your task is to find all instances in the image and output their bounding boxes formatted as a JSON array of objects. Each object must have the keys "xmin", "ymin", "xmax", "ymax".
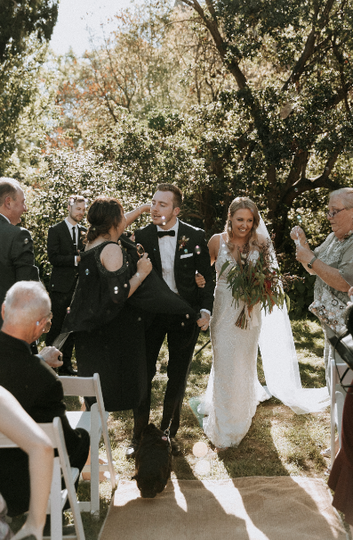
[
  {"xmin": 0, "ymin": 213, "xmax": 10, "ymax": 223},
  {"xmin": 65, "ymin": 218, "xmax": 79, "ymax": 266},
  {"xmin": 157, "ymin": 220, "xmax": 210, "ymax": 319},
  {"xmin": 157, "ymin": 220, "xmax": 179, "ymax": 294}
]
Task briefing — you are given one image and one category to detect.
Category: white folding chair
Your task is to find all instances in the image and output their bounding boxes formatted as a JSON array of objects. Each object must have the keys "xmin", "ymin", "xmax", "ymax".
[
  {"xmin": 0, "ymin": 417, "xmax": 85, "ymax": 540},
  {"xmin": 330, "ymin": 358, "xmax": 353, "ymax": 467},
  {"xmin": 59, "ymin": 373, "xmax": 117, "ymax": 516}
]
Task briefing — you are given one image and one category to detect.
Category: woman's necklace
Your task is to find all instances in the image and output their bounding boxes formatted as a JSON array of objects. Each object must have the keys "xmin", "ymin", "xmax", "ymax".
[
  {"xmin": 227, "ymin": 240, "xmax": 250, "ymax": 264},
  {"xmin": 228, "ymin": 240, "xmax": 249, "ymax": 254}
]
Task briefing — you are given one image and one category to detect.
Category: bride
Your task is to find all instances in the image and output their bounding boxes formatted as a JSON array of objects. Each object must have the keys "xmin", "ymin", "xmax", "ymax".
[
  {"xmin": 201, "ymin": 197, "xmax": 270, "ymax": 450},
  {"xmin": 196, "ymin": 196, "xmax": 330, "ymax": 451}
]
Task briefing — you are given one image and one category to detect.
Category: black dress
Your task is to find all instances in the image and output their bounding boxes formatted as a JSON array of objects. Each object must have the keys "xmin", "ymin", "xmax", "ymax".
[{"xmin": 63, "ymin": 237, "xmax": 196, "ymax": 412}]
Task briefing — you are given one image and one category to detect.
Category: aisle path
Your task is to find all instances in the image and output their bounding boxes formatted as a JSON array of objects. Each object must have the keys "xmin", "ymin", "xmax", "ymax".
[{"xmin": 98, "ymin": 476, "xmax": 346, "ymax": 540}]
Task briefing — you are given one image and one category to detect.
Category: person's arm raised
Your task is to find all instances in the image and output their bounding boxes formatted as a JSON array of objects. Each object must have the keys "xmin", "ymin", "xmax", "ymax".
[{"xmin": 125, "ymin": 204, "xmax": 151, "ymax": 228}]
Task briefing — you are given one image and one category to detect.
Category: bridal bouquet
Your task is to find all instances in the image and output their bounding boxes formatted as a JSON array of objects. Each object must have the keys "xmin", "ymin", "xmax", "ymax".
[{"xmin": 220, "ymin": 241, "xmax": 288, "ymax": 329}]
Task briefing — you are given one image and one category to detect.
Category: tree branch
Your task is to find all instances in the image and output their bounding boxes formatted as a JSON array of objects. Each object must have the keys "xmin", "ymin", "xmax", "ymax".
[
  {"xmin": 283, "ymin": 150, "xmax": 342, "ymax": 206},
  {"xmin": 181, "ymin": 0, "xmax": 247, "ymax": 89},
  {"xmin": 283, "ymin": 0, "xmax": 336, "ymax": 91}
]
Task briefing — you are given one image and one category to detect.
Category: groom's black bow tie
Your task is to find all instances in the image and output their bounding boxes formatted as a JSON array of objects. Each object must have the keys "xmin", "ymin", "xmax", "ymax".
[{"xmin": 157, "ymin": 230, "xmax": 176, "ymax": 238}]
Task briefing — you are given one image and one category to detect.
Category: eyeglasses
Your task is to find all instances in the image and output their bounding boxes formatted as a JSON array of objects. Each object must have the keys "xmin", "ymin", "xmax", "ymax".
[{"xmin": 326, "ymin": 208, "xmax": 347, "ymax": 219}]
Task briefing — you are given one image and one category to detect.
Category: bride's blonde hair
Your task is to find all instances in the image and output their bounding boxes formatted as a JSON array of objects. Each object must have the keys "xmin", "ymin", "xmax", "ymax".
[{"xmin": 225, "ymin": 197, "xmax": 261, "ymax": 248}]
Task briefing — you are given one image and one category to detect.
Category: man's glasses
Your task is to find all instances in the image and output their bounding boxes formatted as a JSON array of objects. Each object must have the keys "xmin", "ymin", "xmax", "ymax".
[{"xmin": 326, "ymin": 208, "xmax": 347, "ymax": 219}]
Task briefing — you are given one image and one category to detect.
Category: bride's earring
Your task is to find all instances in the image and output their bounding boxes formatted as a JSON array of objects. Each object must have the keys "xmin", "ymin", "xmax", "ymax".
[{"xmin": 228, "ymin": 220, "xmax": 232, "ymax": 233}]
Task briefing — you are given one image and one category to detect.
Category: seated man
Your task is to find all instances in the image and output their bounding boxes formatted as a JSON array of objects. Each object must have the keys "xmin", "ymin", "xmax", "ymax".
[{"xmin": 0, "ymin": 281, "xmax": 90, "ymax": 517}]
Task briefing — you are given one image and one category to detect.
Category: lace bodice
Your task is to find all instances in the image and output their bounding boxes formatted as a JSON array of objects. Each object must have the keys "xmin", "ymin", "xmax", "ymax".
[{"xmin": 215, "ymin": 234, "xmax": 260, "ymax": 285}]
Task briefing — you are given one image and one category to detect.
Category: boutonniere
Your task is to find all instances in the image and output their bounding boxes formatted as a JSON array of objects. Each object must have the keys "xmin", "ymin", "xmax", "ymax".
[{"xmin": 178, "ymin": 235, "xmax": 190, "ymax": 251}]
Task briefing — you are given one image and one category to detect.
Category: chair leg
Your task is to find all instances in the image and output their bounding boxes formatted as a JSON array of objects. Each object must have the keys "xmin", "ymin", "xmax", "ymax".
[
  {"xmin": 331, "ymin": 360, "xmax": 337, "ymax": 469},
  {"xmin": 50, "ymin": 457, "xmax": 63, "ymax": 540},
  {"xmin": 90, "ymin": 405, "xmax": 100, "ymax": 516}
]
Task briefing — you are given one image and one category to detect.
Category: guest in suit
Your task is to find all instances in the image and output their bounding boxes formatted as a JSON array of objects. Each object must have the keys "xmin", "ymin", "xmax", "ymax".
[
  {"xmin": 127, "ymin": 184, "xmax": 214, "ymax": 457},
  {"xmin": 0, "ymin": 281, "xmax": 90, "ymax": 517},
  {"xmin": 46, "ymin": 195, "xmax": 87, "ymax": 375},
  {"xmin": 0, "ymin": 177, "xmax": 39, "ymax": 327}
]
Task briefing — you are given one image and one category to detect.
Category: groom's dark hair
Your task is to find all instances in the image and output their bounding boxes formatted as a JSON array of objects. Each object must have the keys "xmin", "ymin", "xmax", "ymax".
[{"xmin": 157, "ymin": 183, "xmax": 183, "ymax": 209}]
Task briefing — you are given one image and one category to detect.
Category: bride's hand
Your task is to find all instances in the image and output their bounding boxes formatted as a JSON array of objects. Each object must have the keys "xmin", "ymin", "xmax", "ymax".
[
  {"xmin": 195, "ymin": 272, "xmax": 206, "ymax": 288},
  {"xmin": 197, "ymin": 311, "xmax": 210, "ymax": 331}
]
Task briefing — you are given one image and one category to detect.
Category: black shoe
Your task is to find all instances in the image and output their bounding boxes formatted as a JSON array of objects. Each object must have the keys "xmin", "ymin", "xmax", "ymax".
[
  {"xmin": 170, "ymin": 438, "xmax": 182, "ymax": 456},
  {"xmin": 125, "ymin": 438, "xmax": 140, "ymax": 459},
  {"xmin": 58, "ymin": 366, "xmax": 77, "ymax": 376}
]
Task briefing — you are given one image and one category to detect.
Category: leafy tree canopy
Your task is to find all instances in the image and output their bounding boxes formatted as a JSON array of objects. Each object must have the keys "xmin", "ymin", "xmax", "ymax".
[
  {"xmin": 0, "ymin": 0, "xmax": 58, "ymax": 174},
  {"xmin": 178, "ymin": 0, "xmax": 353, "ymax": 245},
  {"xmin": 0, "ymin": 0, "xmax": 58, "ymax": 62}
]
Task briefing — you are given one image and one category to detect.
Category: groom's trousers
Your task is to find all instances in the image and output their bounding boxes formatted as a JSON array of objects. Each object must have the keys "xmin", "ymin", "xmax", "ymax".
[{"xmin": 133, "ymin": 312, "xmax": 200, "ymax": 439}]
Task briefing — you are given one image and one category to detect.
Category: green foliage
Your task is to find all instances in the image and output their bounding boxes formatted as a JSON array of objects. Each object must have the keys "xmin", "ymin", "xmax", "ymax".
[
  {"xmin": 24, "ymin": 148, "xmax": 150, "ymax": 285},
  {"xmin": 0, "ymin": 0, "xmax": 58, "ymax": 62},
  {"xmin": 5, "ymin": 0, "xmax": 353, "ymax": 317},
  {"xmin": 179, "ymin": 0, "xmax": 353, "ymax": 247},
  {"xmin": 53, "ymin": 0, "xmax": 232, "ymax": 139},
  {"xmin": 0, "ymin": 0, "xmax": 59, "ymax": 174},
  {"xmin": 287, "ymin": 273, "xmax": 316, "ymax": 319}
]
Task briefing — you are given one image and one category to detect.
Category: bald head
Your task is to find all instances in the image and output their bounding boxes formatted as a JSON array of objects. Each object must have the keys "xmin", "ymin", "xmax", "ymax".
[
  {"xmin": 0, "ymin": 177, "xmax": 20, "ymax": 206},
  {"xmin": 3, "ymin": 282, "xmax": 50, "ymax": 328},
  {"xmin": 0, "ymin": 177, "xmax": 27, "ymax": 225}
]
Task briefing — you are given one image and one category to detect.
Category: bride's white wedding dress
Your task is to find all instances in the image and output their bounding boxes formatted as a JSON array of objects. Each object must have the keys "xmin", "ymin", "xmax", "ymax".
[
  {"xmin": 198, "ymin": 222, "xmax": 330, "ymax": 448},
  {"xmin": 201, "ymin": 234, "xmax": 270, "ymax": 448}
]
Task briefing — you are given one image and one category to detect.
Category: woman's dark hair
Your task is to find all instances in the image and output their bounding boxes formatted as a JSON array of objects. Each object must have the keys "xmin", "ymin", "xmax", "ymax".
[{"xmin": 86, "ymin": 197, "xmax": 124, "ymax": 242}]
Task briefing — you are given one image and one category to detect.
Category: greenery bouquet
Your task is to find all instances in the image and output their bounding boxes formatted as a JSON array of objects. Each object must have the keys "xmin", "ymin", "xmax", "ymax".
[{"xmin": 220, "ymin": 241, "xmax": 288, "ymax": 330}]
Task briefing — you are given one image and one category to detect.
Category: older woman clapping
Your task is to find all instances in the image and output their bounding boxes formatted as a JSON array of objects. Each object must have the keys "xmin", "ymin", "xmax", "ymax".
[{"xmin": 290, "ymin": 188, "xmax": 353, "ymax": 382}]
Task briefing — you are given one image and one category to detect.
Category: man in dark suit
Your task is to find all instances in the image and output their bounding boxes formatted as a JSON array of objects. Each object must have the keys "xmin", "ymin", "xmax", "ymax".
[
  {"xmin": 0, "ymin": 177, "xmax": 39, "ymax": 327},
  {"xmin": 127, "ymin": 183, "xmax": 214, "ymax": 457},
  {"xmin": 46, "ymin": 195, "xmax": 87, "ymax": 375},
  {"xmin": 0, "ymin": 281, "xmax": 90, "ymax": 517}
]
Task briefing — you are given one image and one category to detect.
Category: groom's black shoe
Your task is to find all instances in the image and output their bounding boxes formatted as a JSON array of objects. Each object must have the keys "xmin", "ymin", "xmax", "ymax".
[{"xmin": 125, "ymin": 437, "xmax": 140, "ymax": 459}]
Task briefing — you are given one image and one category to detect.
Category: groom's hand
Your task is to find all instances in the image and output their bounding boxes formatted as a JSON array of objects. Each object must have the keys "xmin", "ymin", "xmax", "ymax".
[{"xmin": 197, "ymin": 311, "xmax": 210, "ymax": 331}]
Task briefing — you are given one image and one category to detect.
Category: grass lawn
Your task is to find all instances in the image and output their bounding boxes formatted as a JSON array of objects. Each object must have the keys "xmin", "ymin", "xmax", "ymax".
[{"xmin": 11, "ymin": 317, "xmax": 349, "ymax": 538}]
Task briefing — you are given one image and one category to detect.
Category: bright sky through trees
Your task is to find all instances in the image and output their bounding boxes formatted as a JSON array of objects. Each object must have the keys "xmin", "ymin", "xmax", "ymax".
[{"xmin": 50, "ymin": 0, "xmax": 143, "ymax": 56}]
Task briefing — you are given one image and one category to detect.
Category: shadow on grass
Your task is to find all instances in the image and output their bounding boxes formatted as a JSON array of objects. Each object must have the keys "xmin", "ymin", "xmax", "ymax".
[
  {"xmin": 299, "ymin": 361, "xmax": 326, "ymax": 388},
  {"xmin": 291, "ymin": 319, "xmax": 325, "ymax": 356},
  {"xmin": 218, "ymin": 403, "xmax": 290, "ymax": 478}
]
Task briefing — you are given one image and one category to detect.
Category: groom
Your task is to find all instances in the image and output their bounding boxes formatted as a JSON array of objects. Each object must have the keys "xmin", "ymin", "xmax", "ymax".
[{"xmin": 127, "ymin": 183, "xmax": 214, "ymax": 457}]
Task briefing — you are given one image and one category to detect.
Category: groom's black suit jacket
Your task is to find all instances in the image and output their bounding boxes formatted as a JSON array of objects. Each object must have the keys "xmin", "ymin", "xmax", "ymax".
[
  {"xmin": 47, "ymin": 220, "xmax": 86, "ymax": 294},
  {"xmin": 135, "ymin": 220, "xmax": 214, "ymax": 313}
]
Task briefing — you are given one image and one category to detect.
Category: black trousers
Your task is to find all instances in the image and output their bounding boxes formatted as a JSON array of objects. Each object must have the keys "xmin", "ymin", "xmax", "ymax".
[
  {"xmin": 46, "ymin": 286, "xmax": 76, "ymax": 368},
  {"xmin": 0, "ymin": 427, "xmax": 89, "ymax": 517},
  {"xmin": 133, "ymin": 313, "xmax": 200, "ymax": 439}
]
